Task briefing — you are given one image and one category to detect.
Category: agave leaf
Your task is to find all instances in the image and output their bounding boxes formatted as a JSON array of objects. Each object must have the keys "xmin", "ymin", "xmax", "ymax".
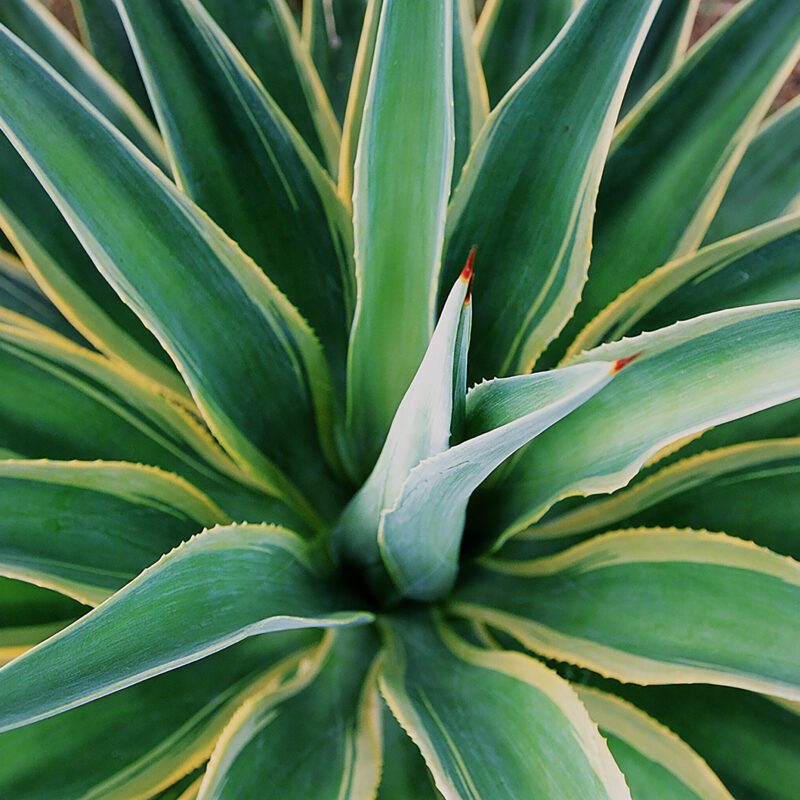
[
  {"xmin": 199, "ymin": 0, "xmax": 341, "ymax": 173},
  {"xmin": 567, "ymin": 0, "xmax": 800, "ymax": 342},
  {"xmin": 443, "ymin": 0, "xmax": 660, "ymax": 384},
  {"xmin": 475, "ymin": 0, "xmax": 573, "ymax": 106},
  {"xmin": 570, "ymin": 213, "xmax": 800, "ymax": 355},
  {"xmin": 71, "ymin": 0, "xmax": 153, "ymax": 118},
  {"xmin": 0, "ymin": 459, "xmax": 228, "ymax": 605},
  {"xmin": 336, "ymin": 268, "xmax": 471, "ymax": 575},
  {"xmin": 521, "ymin": 438, "xmax": 800, "ymax": 559},
  {"xmin": 0, "ymin": 0, "xmax": 161, "ymax": 161},
  {"xmin": 379, "ymin": 361, "xmax": 620, "ymax": 602},
  {"xmin": 453, "ymin": 528, "xmax": 800, "ymax": 699},
  {"xmin": 117, "ymin": 0, "xmax": 354, "ymax": 387},
  {"xmin": 0, "ymin": 629, "xmax": 316, "ymax": 800},
  {"xmin": 337, "ymin": 0, "xmax": 382, "ymax": 203},
  {"xmin": 379, "ymin": 610, "xmax": 631, "ymax": 799},
  {"xmin": 0, "ymin": 524, "xmax": 373, "ymax": 733},
  {"xmin": 0, "ymin": 250, "xmax": 81, "ymax": 342},
  {"xmin": 0, "ymin": 24, "xmax": 346, "ymax": 520},
  {"xmin": 0, "ymin": 313, "xmax": 296, "ymax": 523},
  {"xmin": 377, "ymin": 703, "xmax": 441, "ymax": 799},
  {"xmin": 577, "ymin": 687, "xmax": 733, "ymax": 800},
  {"xmin": 451, "ymin": 0, "xmax": 489, "ymax": 188},
  {"xmin": 199, "ymin": 628, "xmax": 381, "ymax": 799},
  {"xmin": 704, "ymin": 96, "xmax": 800, "ymax": 243},
  {"xmin": 619, "ymin": 0, "xmax": 699, "ymax": 115},
  {"xmin": 159, "ymin": 773, "xmax": 204, "ymax": 800},
  {"xmin": 302, "ymin": 0, "xmax": 369, "ymax": 122},
  {"xmin": 474, "ymin": 302, "xmax": 800, "ymax": 544},
  {"xmin": 346, "ymin": 0, "xmax": 455, "ymax": 472},
  {"xmin": 616, "ymin": 684, "xmax": 800, "ymax": 800}
]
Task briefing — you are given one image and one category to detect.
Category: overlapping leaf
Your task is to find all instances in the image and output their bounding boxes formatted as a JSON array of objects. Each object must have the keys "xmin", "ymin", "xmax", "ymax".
[
  {"xmin": 454, "ymin": 528, "xmax": 800, "ymax": 698},
  {"xmin": 0, "ymin": 524, "xmax": 372, "ymax": 732},
  {"xmin": 443, "ymin": 0, "xmax": 661, "ymax": 383}
]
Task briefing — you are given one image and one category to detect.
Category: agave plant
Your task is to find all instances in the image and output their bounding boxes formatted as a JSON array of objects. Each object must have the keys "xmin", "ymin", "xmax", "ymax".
[{"xmin": 0, "ymin": 0, "xmax": 798, "ymax": 796}]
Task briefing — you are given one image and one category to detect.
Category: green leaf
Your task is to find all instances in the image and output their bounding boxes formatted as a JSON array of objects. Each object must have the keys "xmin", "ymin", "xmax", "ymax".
[
  {"xmin": 0, "ymin": 250, "xmax": 81, "ymax": 342},
  {"xmin": 199, "ymin": 0, "xmax": 341, "ymax": 172},
  {"xmin": 619, "ymin": 0, "xmax": 698, "ymax": 114},
  {"xmin": 0, "ymin": 0, "xmax": 162, "ymax": 160},
  {"xmin": 475, "ymin": 0, "xmax": 572, "ymax": 106},
  {"xmin": 525, "ymin": 438, "xmax": 800, "ymax": 559},
  {"xmin": 0, "ymin": 312, "xmax": 289, "ymax": 525},
  {"xmin": 451, "ymin": 0, "xmax": 489, "ymax": 188},
  {"xmin": 577, "ymin": 687, "xmax": 733, "ymax": 800},
  {"xmin": 704, "ymin": 96, "xmax": 800, "ymax": 243},
  {"xmin": 200, "ymin": 628, "xmax": 381, "ymax": 799},
  {"xmin": 569, "ymin": 212, "xmax": 800, "ymax": 356},
  {"xmin": 379, "ymin": 611, "xmax": 631, "ymax": 799},
  {"xmin": 303, "ymin": 0, "xmax": 369, "ymax": 122},
  {"xmin": 337, "ymin": 0, "xmax": 383, "ymax": 202},
  {"xmin": 0, "ymin": 24, "xmax": 347, "ymax": 520},
  {"xmin": 345, "ymin": 0, "xmax": 455, "ymax": 473},
  {"xmin": 0, "ymin": 630, "xmax": 316, "ymax": 800},
  {"xmin": 0, "ymin": 524, "xmax": 373, "ymax": 733},
  {"xmin": 380, "ymin": 361, "xmax": 619, "ymax": 602},
  {"xmin": 474, "ymin": 302, "xmax": 800, "ymax": 544},
  {"xmin": 0, "ymin": 578, "xmax": 84, "ymax": 667},
  {"xmin": 117, "ymin": 0, "xmax": 354, "ymax": 388},
  {"xmin": 443, "ymin": 0, "xmax": 661, "ymax": 384},
  {"xmin": 377, "ymin": 703, "xmax": 441, "ymax": 799},
  {"xmin": 0, "ymin": 459, "xmax": 228, "ymax": 605},
  {"xmin": 336, "ymin": 268, "xmax": 471, "ymax": 578},
  {"xmin": 71, "ymin": 0, "xmax": 154, "ymax": 118},
  {"xmin": 568, "ymin": 0, "xmax": 800, "ymax": 341},
  {"xmin": 453, "ymin": 528, "xmax": 800, "ymax": 699},
  {"xmin": 616, "ymin": 684, "xmax": 800, "ymax": 800}
]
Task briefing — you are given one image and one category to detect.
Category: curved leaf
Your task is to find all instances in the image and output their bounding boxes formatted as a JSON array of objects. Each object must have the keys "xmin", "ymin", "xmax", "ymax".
[
  {"xmin": 0, "ymin": 313, "xmax": 288, "ymax": 524},
  {"xmin": 0, "ymin": 250, "xmax": 80, "ymax": 341},
  {"xmin": 525, "ymin": 438, "xmax": 800, "ymax": 559},
  {"xmin": 451, "ymin": 0, "xmax": 489, "ymax": 188},
  {"xmin": 379, "ymin": 611, "xmax": 631, "ymax": 799},
  {"xmin": 0, "ymin": 24, "xmax": 347, "ymax": 520},
  {"xmin": 0, "ymin": 630, "xmax": 315, "ymax": 800},
  {"xmin": 475, "ymin": 0, "xmax": 572, "ymax": 106},
  {"xmin": 568, "ymin": 0, "xmax": 800, "ymax": 340},
  {"xmin": 578, "ymin": 687, "xmax": 733, "ymax": 800},
  {"xmin": 118, "ymin": 0, "xmax": 354, "ymax": 386},
  {"xmin": 303, "ymin": 0, "xmax": 369, "ymax": 122},
  {"xmin": 199, "ymin": 0, "xmax": 341, "ymax": 172},
  {"xmin": 569, "ymin": 212, "xmax": 800, "ymax": 356},
  {"xmin": 346, "ymin": 0, "xmax": 454, "ymax": 472},
  {"xmin": 0, "ymin": 524, "xmax": 373, "ymax": 733},
  {"xmin": 474, "ymin": 302, "xmax": 800, "ymax": 544},
  {"xmin": 617, "ymin": 683, "xmax": 800, "ymax": 800},
  {"xmin": 379, "ymin": 361, "xmax": 619, "ymax": 602},
  {"xmin": 0, "ymin": 459, "xmax": 227, "ymax": 605},
  {"xmin": 72, "ymin": 0, "xmax": 153, "ymax": 117},
  {"xmin": 336, "ymin": 268, "xmax": 471, "ymax": 579},
  {"xmin": 705, "ymin": 95, "xmax": 800, "ymax": 243},
  {"xmin": 619, "ymin": 0, "xmax": 698, "ymax": 114},
  {"xmin": 443, "ymin": 0, "xmax": 661, "ymax": 383},
  {"xmin": 453, "ymin": 528, "xmax": 800, "ymax": 699},
  {"xmin": 200, "ymin": 628, "xmax": 381, "ymax": 799}
]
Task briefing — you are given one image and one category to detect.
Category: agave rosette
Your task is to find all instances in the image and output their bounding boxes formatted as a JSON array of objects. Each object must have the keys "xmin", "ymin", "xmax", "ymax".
[{"xmin": 0, "ymin": 0, "xmax": 798, "ymax": 797}]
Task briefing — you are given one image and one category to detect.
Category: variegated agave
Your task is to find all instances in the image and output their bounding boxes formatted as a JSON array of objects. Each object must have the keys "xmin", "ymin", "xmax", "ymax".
[{"xmin": 0, "ymin": 0, "xmax": 798, "ymax": 797}]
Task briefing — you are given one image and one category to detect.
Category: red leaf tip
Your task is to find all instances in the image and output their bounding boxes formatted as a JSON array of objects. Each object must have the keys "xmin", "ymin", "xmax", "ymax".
[
  {"xmin": 460, "ymin": 246, "xmax": 476, "ymax": 284},
  {"xmin": 612, "ymin": 352, "xmax": 642, "ymax": 374}
]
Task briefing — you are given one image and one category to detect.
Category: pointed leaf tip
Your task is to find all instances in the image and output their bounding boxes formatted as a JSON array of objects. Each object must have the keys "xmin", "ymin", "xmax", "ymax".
[
  {"xmin": 612, "ymin": 352, "xmax": 643, "ymax": 373},
  {"xmin": 460, "ymin": 246, "xmax": 477, "ymax": 283}
]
